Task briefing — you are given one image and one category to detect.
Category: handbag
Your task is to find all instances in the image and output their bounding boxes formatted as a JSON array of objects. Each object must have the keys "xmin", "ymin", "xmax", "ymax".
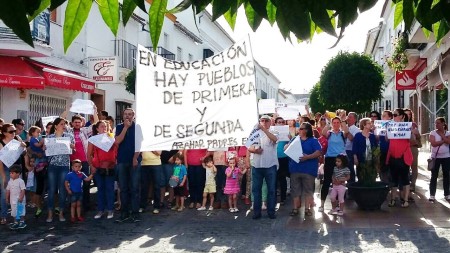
[{"xmin": 427, "ymin": 145, "xmax": 441, "ymax": 171}]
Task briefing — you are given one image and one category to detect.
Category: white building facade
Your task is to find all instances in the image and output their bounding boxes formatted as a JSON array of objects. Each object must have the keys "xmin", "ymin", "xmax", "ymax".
[{"xmin": 365, "ymin": 0, "xmax": 450, "ymax": 134}]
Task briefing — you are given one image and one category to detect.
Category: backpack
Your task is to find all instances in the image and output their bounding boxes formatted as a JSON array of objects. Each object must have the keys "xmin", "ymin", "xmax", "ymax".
[{"xmin": 327, "ymin": 131, "xmax": 346, "ymax": 143}]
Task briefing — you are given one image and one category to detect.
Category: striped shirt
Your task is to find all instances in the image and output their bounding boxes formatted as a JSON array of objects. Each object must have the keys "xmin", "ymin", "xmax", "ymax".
[{"xmin": 333, "ymin": 166, "xmax": 350, "ymax": 180}]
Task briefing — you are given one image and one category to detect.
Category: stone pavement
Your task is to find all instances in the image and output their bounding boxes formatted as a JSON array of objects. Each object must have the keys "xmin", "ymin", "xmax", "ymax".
[{"xmin": 1, "ymin": 151, "xmax": 450, "ymax": 252}]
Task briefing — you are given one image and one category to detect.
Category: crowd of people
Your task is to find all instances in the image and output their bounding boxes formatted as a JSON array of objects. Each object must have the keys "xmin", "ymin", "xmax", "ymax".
[{"xmin": 0, "ymin": 104, "xmax": 447, "ymax": 230}]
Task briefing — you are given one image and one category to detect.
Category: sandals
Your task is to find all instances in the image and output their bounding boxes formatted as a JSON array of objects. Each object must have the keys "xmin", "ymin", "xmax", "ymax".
[
  {"xmin": 289, "ymin": 209, "xmax": 299, "ymax": 216},
  {"xmin": 388, "ymin": 199, "xmax": 395, "ymax": 207},
  {"xmin": 305, "ymin": 209, "xmax": 313, "ymax": 216}
]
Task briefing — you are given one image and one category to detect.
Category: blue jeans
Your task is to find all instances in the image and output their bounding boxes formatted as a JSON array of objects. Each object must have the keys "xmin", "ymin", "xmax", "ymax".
[
  {"xmin": 188, "ymin": 165, "xmax": 205, "ymax": 204},
  {"xmin": 252, "ymin": 165, "xmax": 277, "ymax": 216},
  {"xmin": 1, "ymin": 166, "xmax": 10, "ymax": 218},
  {"xmin": 117, "ymin": 163, "xmax": 140, "ymax": 215},
  {"xmin": 140, "ymin": 165, "xmax": 162, "ymax": 209},
  {"xmin": 95, "ymin": 171, "xmax": 115, "ymax": 212},
  {"xmin": 47, "ymin": 165, "xmax": 69, "ymax": 211},
  {"xmin": 161, "ymin": 163, "xmax": 173, "ymax": 186}
]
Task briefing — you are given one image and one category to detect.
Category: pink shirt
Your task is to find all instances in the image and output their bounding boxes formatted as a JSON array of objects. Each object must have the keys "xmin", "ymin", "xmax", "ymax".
[{"xmin": 71, "ymin": 129, "xmax": 87, "ymax": 162}]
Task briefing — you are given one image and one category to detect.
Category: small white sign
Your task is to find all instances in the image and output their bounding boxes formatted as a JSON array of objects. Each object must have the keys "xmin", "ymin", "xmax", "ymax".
[
  {"xmin": 374, "ymin": 120, "xmax": 390, "ymax": 136},
  {"xmin": 284, "ymin": 136, "xmax": 303, "ymax": 163},
  {"xmin": 258, "ymin": 99, "xmax": 276, "ymax": 115},
  {"xmin": 0, "ymin": 139, "xmax": 25, "ymax": 168},
  {"xmin": 276, "ymin": 107, "xmax": 299, "ymax": 120},
  {"xmin": 270, "ymin": 125, "xmax": 290, "ymax": 141},
  {"xmin": 88, "ymin": 56, "xmax": 118, "ymax": 83},
  {"xmin": 245, "ymin": 127, "xmax": 262, "ymax": 148},
  {"xmin": 88, "ymin": 133, "xmax": 115, "ymax": 152},
  {"xmin": 45, "ymin": 137, "xmax": 72, "ymax": 156},
  {"xmin": 41, "ymin": 116, "xmax": 58, "ymax": 129},
  {"xmin": 70, "ymin": 99, "xmax": 95, "ymax": 115},
  {"xmin": 387, "ymin": 122, "xmax": 412, "ymax": 139}
]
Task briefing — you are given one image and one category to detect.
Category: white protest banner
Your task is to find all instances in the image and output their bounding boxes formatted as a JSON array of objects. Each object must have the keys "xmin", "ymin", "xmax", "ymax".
[
  {"xmin": 258, "ymin": 99, "xmax": 275, "ymax": 115},
  {"xmin": 88, "ymin": 133, "xmax": 115, "ymax": 152},
  {"xmin": 70, "ymin": 99, "xmax": 95, "ymax": 115},
  {"xmin": 44, "ymin": 137, "xmax": 72, "ymax": 156},
  {"xmin": 41, "ymin": 116, "xmax": 58, "ymax": 129},
  {"xmin": 287, "ymin": 104, "xmax": 306, "ymax": 116},
  {"xmin": 0, "ymin": 139, "xmax": 25, "ymax": 168},
  {"xmin": 245, "ymin": 127, "xmax": 262, "ymax": 148},
  {"xmin": 374, "ymin": 120, "xmax": 390, "ymax": 136},
  {"xmin": 284, "ymin": 136, "xmax": 303, "ymax": 163},
  {"xmin": 135, "ymin": 38, "xmax": 258, "ymax": 151},
  {"xmin": 276, "ymin": 107, "xmax": 299, "ymax": 120},
  {"xmin": 270, "ymin": 125, "xmax": 289, "ymax": 141},
  {"xmin": 387, "ymin": 122, "xmax": 412, "ymax": 139}
]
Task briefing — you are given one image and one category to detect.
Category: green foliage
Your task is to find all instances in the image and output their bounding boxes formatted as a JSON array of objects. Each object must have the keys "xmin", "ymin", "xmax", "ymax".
[
  {"xmin": 308, "ymin": 83, "xmax": 327, "ymax": 114},
  {"xmin": 2, "ymin": 0, "xmax": 450, "ymax": 53},
  {"xmin": 358, "ymin": 147, "xmax": 380, "ymax": 187},
  {"xmin": 125, "ymin": 68, "xmax": 136, "ymax": 95},
  {"xmin": 386, "ymin": 34, "xmax": 409, "ymax": 72},
  {"xmin": 319, "ymin": 51, "xmax": 384, "ymax": 114}
]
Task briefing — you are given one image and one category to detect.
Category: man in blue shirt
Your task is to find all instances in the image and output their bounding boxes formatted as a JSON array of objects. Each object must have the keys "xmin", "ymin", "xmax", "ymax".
[{"xmin": 115, "ymin": 108, "xmax": 140, "ymax": 223}]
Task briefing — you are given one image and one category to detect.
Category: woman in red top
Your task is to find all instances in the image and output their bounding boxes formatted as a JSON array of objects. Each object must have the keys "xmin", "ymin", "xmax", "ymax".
[
  {"xmin": 87, "ymin": 120, "xmax": 126, "ymax": 219},
  {"xmin": 386, "ymin": 108, "xmax": 413, "ymax": 208}
]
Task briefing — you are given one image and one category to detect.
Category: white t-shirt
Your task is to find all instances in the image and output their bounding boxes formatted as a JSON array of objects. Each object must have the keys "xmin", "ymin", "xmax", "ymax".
[
  {"xmin": 346, "ymin": 124, "xmax": 361, "ymax": 151},
  {"xmin": 6, "ymin": 178, "xmax": 26, "ymax": 204},
  {"xmin": 252, "ymin": 130, "xmax": 279, "ymax": 168},
  {"xmin": 431, "ymin": 130, "xmax": 450, "ymax": 158}
]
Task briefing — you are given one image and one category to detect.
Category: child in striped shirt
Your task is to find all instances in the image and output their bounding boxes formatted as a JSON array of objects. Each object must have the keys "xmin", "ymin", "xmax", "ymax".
[{"xmin": 329, "ymin": 154, "xmax": 350, "ymax": 216}]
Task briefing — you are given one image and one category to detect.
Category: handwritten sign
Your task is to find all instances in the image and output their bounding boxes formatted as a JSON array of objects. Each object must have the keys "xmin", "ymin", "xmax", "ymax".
[
  {"xmin": 284, "ymin": 136, "xmax": 303, "ymax": 163},
  {"xmin": 276, "ymin": 107, "xmax": 299, "ymax": 120},
  {"xmin": 88, "ymin": 133, "xmax": 115, "ymax": 152},
  {"xmin": 135, "ymin": 38, "xmax": 258, "ymax": 151},
  {"xmin": 258, "ymin": 99, "xmax": 275, "ymax": 114},
  {"xmin": 374, "ymin": 120, "xmax": 391, "ymax": 136},
  {"xmin": 387, "ymin": 122, "xmax": 412, "ymax": 139},
  {"xmin": 245, "ymin": 127, "xmax": 262, "ymax": 148},
  {"xmin": 0, "ymin": 139, "xmax": 25, "ymax": 167},
  {"xmin": 44, "ymin": 137, "xmax": 72, "ymax": 156},
  {"xmin": 70, "ymin": 99, "xmax": 95, "ymax": 115},
  {"xmin": 270, "ymin": 125, "xmax": 289, "ymax": 141}
]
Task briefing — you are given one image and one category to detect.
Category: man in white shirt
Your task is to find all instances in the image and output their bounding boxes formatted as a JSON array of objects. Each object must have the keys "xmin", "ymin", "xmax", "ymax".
[
  {"xmin": 345, "ymin": 112, "xmax": 360, "ymax": 182},
  {"xmin": 249, "ymin": 115, "xmax": 278, "ymax": 219}
]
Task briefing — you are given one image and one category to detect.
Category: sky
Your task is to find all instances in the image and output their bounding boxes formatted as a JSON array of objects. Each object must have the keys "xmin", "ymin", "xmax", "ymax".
[{"xmin": 216, "ymin": 1, "xmax": 385, "ymax": 94}]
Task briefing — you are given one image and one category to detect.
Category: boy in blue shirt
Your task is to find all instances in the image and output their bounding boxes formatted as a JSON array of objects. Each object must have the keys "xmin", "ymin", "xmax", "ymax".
[{"xmin": 65, "ymin": 159, "xmax": 93, "ymax": 223}]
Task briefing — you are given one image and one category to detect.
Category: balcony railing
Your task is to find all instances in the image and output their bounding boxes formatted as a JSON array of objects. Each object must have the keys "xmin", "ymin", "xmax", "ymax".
[
  {"xmin": 147, "ymin": 47, "xmax": 175, "ymax": 60},
  {"xmin": 113, "ymin": 39, "xmax": 137, "ymax": 70},
  {"xmin": 0, "ymin": 27, "xmax": 21, "ymax": 40}
]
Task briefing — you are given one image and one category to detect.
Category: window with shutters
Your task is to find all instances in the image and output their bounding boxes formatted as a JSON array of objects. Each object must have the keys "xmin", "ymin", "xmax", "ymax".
[{"xmin": 29, "ymin": 94, "xmax": 67, "ymax": 127}]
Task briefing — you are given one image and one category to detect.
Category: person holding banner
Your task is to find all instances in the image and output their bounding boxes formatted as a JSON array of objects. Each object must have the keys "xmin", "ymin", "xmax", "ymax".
[
  {"xmin": 0, "ymin": 123, "xmax": 27, "ymax": 225},
  {"xmin": 184, "ymin": 149, "xmax": 210, "ymax": 209},
  {"xmin": 87, "ymin": 120, "xmax": 120, "ymax": 220},
  {"xmin": 386, "ymin": 108, "xmax": 413, "ymax": 208},
  {"xmin": 287, "ymin": 122, "xmax": 322, "ymax": 217},
  {"xmin": 44, "ymin": 118, "xmax": 75, "ymax": 222},
  {"xmin": 428, "ymin": 117, "xmax": 450, "ymax": 202},
  {"xmin": 319, "ymin": 117, "xmax": 348, "ymax": 212},
  {"xmin": 249, "ymin": 115, "xmax": 278, "ymax": 219},
  {"xmin": 115, "ymin": 108, "xmax": 139, "ymax": 223}
]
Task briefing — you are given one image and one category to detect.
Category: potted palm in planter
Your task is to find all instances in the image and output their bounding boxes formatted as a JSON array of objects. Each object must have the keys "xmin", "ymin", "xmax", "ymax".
[{"xmin": 347, "ymin": 147, "xmax": 390, "ymax": 210}]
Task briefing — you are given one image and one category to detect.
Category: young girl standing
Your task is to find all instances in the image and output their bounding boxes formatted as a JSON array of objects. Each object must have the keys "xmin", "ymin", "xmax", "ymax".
[
  {"xmin": 224, "ymin": 157, "xmax": 247, "ymax": 212},
  {"xmin": 171, "ymin": 153, "xmax": 188, "ymax": 212},
  {"xmin": 328, "ymin": 154, "xmax": 350, "ymax": 216},
  {"xmin": 197, "ymin": 156, "xmax": 217, "ymax": 211}
]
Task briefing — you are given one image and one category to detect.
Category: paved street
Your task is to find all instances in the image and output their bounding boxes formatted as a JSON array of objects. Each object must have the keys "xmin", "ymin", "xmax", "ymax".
[{"xmin": 1, "ymin": 151, "xmax": 450, "ymax": 252}]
